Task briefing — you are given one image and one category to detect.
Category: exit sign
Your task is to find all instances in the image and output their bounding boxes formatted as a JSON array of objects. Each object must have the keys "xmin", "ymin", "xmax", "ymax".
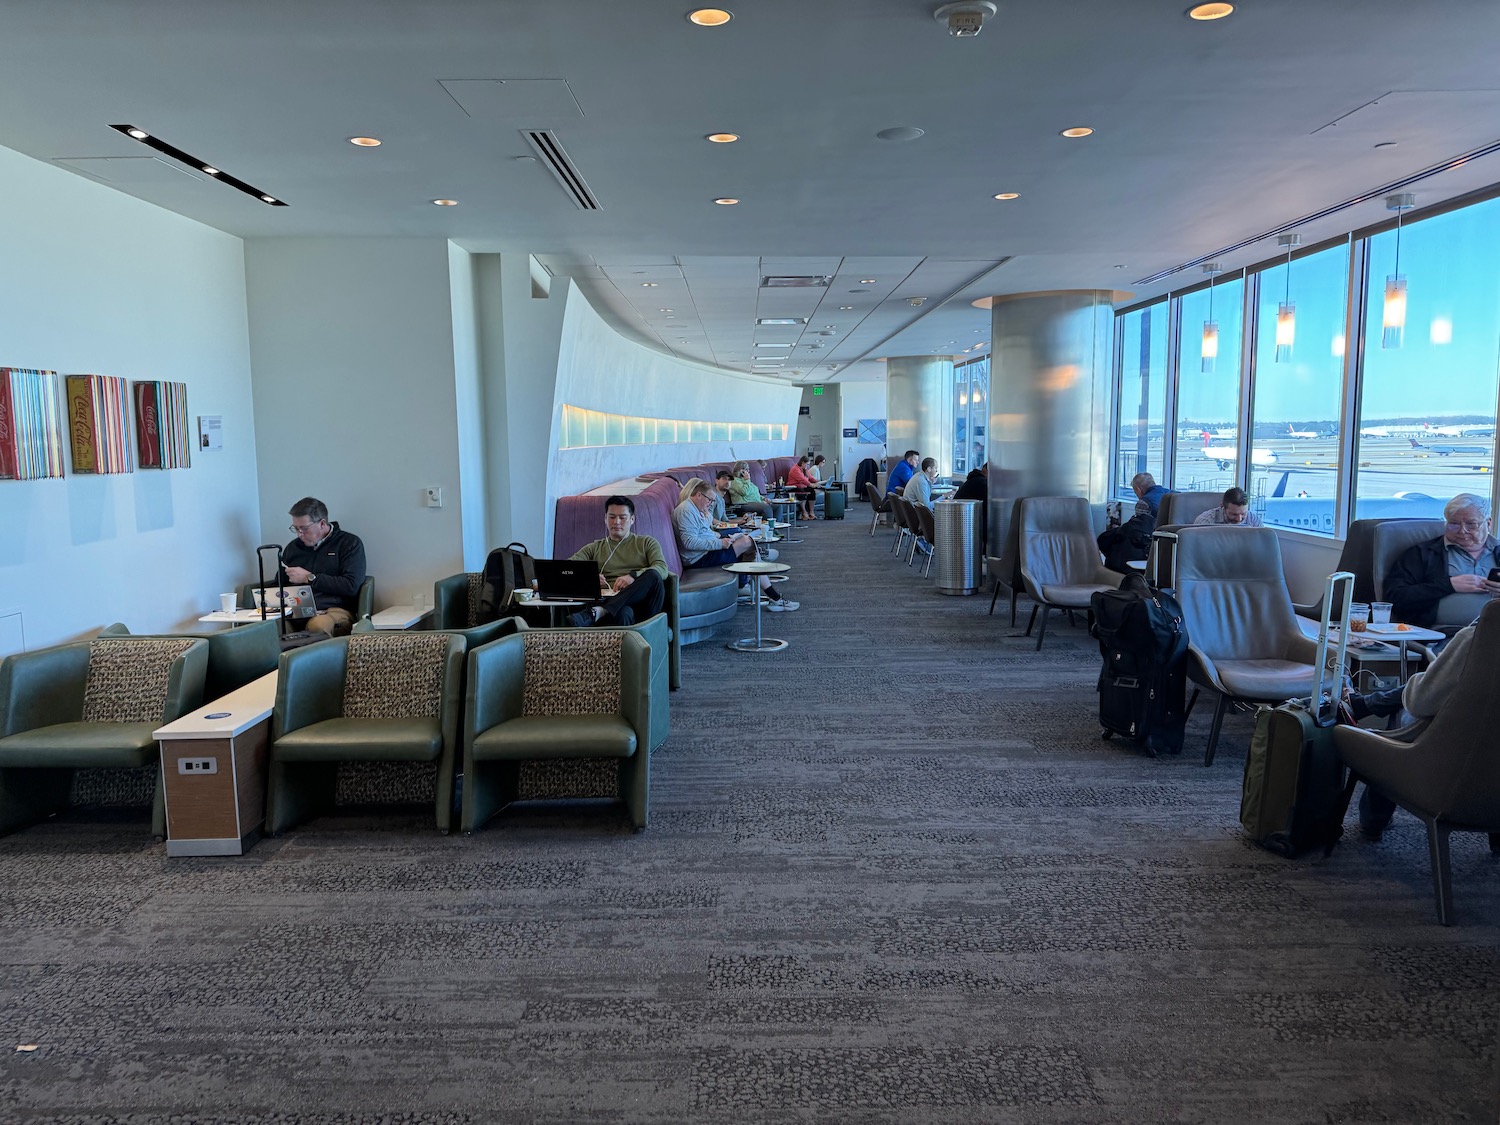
[{"xmin": 812, "ymin": 385, "xmax": 824, "ymax": 395}]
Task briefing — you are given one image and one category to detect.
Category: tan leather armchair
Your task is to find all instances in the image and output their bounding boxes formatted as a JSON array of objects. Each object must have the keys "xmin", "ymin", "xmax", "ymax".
[
  {"xmin": 1146, "ymin": 492, "xmax": 1228, "ymax": 588},
  {"xmin": 1174, "ymin": 526, "xmax": 1318, "ymax": 765},
  {"xmin": 1292, "ymin": 518, "xmax": 1444, "ymax": 638},
  {"xmin": 1016, "ymin": 496, "xmax": 1120, "ymax": 651},
  {"xmin": 1333, "ymin": 601, "xmax": 1500, "ymax": 925}
]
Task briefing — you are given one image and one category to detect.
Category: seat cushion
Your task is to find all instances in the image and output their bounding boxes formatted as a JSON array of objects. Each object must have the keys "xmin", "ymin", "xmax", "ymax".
[
  {"xmin": 273, "ymin": 717, "xmax": 442, "ymax": 762},
  {"xmin": 1215, "ymin": 658, "xmax": 1316, "ymax": 701},
  {"xmin": 677, "ymin": 569, "xmax": 738, "ymax": 616},
  {"xmin": 471, "ymin": 715, "xmax": 637, "ymax": 761},
  {"xmin": 1041, "ymin": 582, "xmax": 1116, "ymax": 608},
  {"xmin": 0, "ymin": 722, "xmax": 159, "ymax": 768}
]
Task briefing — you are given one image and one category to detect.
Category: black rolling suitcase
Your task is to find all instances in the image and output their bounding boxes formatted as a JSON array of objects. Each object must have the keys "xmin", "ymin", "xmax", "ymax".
[
  {"xmin": 822, "ymin": 487, "xmax": 845, "ymax": 520},
  {"xmin": 1090, "ymin": 573, "xmax": 1189, "ymax": 756},
  {"xmin": 1240, "ymin": 571, "xmax": 1354, "ymax": 857}
]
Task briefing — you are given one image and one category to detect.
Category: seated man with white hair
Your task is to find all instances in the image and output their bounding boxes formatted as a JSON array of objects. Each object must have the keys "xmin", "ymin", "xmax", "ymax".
[{"xmin": 1384, "ymin": 492, "xmax": 1500, "ymax": 629}]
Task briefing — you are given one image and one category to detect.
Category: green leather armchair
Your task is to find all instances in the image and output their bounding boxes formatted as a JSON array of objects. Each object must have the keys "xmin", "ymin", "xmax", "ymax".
[
  {"xmin": 266, "ymin": 631, "xmax": 465, "ymax": 835},
  {"xmin": 101, "ymin": 619, "xmax": 280, "ymax": 702},
  {"xmin": 0, "ymin": 637, "xmax": 209, "ymax": 838},
  {"xmin": 462, "ymin": 630, "xmax": 652, "ymax": 833}
]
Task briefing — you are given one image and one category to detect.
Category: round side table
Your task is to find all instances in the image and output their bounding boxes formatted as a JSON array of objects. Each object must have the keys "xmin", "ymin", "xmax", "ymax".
[{"xmin": 722, "ymin": 560, "xmax": 791, "ymax": 652}]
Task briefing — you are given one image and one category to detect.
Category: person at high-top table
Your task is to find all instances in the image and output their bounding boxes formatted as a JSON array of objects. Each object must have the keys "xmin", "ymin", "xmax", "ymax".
[
  {"xmin": 279, "ymin": 497, "xmax": 366, "ymax": 636},
  {"xmin": 1384, "ymin": 492, "xmax": 1500, "ymax": 630},
  {"xmin": 566, "ymin": 494, "xmax": 668, "ymax": 629}
]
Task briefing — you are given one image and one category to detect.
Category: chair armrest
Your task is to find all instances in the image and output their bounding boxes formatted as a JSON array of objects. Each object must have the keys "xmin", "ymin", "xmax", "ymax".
[
  {"xmin": 467, "ymin": 633, "xmax": 525, "ymax": 739},
  {"xmin": 0, "ymin": 643, "xmax": 90, "ymax": 735},
  {"xmin": 664, "ymin": 572, "xmax": 682, "ymax": 690},
  {"xmin": 1283, "ymin": 631, "xmax": 1320, "ymax": 667},
  {"xmin": 356, "ymin": 576, "xmax": 375, "ymax": 619},
  {"xmin": 439, "ymin": 635, "xmax": 466, "ymax": 756},
  {"xmin": 433, "ymin": 573, "xmax": 471, "ymax": 630},
  {"xmin": 162, "ymin": 640, "xmax": 210, "ymax": 722},
  {"xmin": 273, "ymin": 638, "xmax": 348, "ymax": 738},
  {"xmin": 1292, "ymin": 600, "xmax": 1321, "ymax": 619},
  {"xmin": 618, "ymin": 632, "xmax": 652, "ymax": 746},
  {"xmin": 1186, "ymin": 644, "xmax": 1228, "ymax": 695}
]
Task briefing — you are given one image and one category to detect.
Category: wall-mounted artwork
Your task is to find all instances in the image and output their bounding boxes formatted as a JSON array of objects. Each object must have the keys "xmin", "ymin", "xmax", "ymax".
[
  {"xmin": 133, "ymin": 380, "xmax": 191, "ymax": 469},
  {"xmin": 0, "ymin": 368, "xmax": 65, "ymax": 480},
  {"xmin": 857, "ymin": 418, "xmax": 887, "ymax": 445},
  {"xmin": 65, "ymin": 374, "xmax": 134, "ymax": 474}
]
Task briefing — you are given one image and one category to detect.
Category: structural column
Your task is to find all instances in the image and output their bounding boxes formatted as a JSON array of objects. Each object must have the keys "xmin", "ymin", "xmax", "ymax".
[
  {"xmin": 885, "ymin": 356, "xmax": 954, "ymax": 476},
  {"xmin": 983, "ymin": 290, "xmax": 1120, "ymax": 556}
]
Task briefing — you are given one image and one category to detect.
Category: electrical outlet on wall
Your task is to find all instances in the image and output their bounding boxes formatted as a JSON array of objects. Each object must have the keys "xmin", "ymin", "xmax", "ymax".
[{"xmin": 423, "ymin": 487, "xmax": 443, "ymax": 508}]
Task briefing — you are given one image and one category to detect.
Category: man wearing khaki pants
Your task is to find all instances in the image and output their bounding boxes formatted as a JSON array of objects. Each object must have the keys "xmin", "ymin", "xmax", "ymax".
[{"xmin": 281, "ymin": 497, "xmax": 367, "ymax": 636}]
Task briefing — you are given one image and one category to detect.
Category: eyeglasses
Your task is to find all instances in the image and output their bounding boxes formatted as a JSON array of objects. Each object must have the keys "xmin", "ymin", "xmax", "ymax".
[
  {"xmin": 289, "ymin": 522, "xmax": 321, "ymax": 534},
  {"xmin": 1446, "ymin": 520, "xmax": 1487, "ymax": 533}
]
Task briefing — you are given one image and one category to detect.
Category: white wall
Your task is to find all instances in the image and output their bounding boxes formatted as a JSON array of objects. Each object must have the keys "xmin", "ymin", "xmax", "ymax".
[
  {"xmin": 838, "ymin": 380, "xmax": 888, "ymax": 481},
  {"xmin": 0, "ymin": 144, "xmax": 259, "ymax": 654},
  {"xmin": 546, "ymin": 286, "xmax": 801, "ymax": 545},
  {"xmin": 793, "ymin": 385, "xmax": 842, "ymax": 470},
  {"xmin": 243, "ymin": 239, "xmax": 465, "ymax": 609}
]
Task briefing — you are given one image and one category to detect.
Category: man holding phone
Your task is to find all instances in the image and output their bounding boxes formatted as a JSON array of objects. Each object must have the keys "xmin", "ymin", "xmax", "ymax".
[{"xmin": 1384, "ymin": 493, "xmax": 1500, "ymax": 628}]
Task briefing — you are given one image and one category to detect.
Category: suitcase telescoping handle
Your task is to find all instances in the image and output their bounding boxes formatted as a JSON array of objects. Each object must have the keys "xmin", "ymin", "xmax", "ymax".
[
  {"xmin": 1148, "ymin": 529, "xmax": 1177, "ymax": 589},
  {"xmin": 1311, "ymin": 570, "xmax": 1355, "ymax": 728}
]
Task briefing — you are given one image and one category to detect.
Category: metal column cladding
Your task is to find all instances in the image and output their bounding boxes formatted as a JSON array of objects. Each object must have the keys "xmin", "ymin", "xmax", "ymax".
[
  {"xmin": 984, "ymin": 291, "xmax": 1119, "ymax": 557},
  {"xmin": 885, "ymin": 356, "xmax": 955, "ymax": 477}
]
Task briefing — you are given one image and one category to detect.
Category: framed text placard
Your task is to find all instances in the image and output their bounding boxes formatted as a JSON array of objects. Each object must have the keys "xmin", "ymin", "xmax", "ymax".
[
  {"xmin": 66, "ymin": 374, "xmax": 134, "ymax": 474},
  {"xmin": 0, "ymin": 368, "xmax": 64, "ymax": 480},
  {"xmin": 134, "ymin": 380, "xmax": 191, "ymax": 469}
]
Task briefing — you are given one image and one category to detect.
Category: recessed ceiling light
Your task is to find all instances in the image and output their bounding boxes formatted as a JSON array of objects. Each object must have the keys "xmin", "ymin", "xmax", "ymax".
[
  {"xmin": 349, "ymin": 136, "xmax": 382, "ymax": 147},
  {"xmin": 1374, "ymin": 141, "xmax": 1399, "ymax": 150},
  {"xmin": 642, "ymin": 282, "xmax": 658, "ymax": 287},
  {"xmin": 757, "ymin": 318, "xmax": 805, "ymax": 325},
  {"xmin": 659, "ymin": 308, "xmax": 674, "ymax": 312},
  {"xmin": 860, "ymin": 278, "xmax": 876, "ymax": 284},
  {"xmin": 432, "ymin": 198, "xmax": 458, "ymax": 206},
  {"xmin": 823, "ymin": 325, "xmax": 836, "ymax": 329},
  {"xmin": 839, "ymin": 306, "xmax": 853, "ymax": 310},
  {"xmin": 993, "ymin": 192, "xmax": 1020, "ymax": 200},
  {"xmin": 706, "ymin": 133, "xmax": 740, "ymax": 143},
  {"xmin": 876, "ymin": 126, "xmax": 925, "ymax": 142},
  {"xmin": 201, "ymin": 166, "xmax": 221, "ymax": 175},
  {"xmin": 688, "ymin": 8, "xmax": 733, "ymax": 26},
  {"xmin": 109, "ymin": 124, "xmax": 285, "ymax": 206},
  {"xmin": 126, "ymin": 128, "xmax": 148, "ymax": 140},
  {"xmin": 713, "ymin": 197, "xmax": 740, "ymax": 205},
  {"xmin": 1187, "ymin": 2, "xmax": 1233, "ymax": 19},
  {"xmin": 260, "ymin": 195, "xmax": 277, "ymax": 203},
  {"xmin": 1060, "ymin": 127, "xmax": 1094, "ymax": 138},
  {"xmin": 757, "ymin": 342, "xmax": 792, "ymax": 347}
]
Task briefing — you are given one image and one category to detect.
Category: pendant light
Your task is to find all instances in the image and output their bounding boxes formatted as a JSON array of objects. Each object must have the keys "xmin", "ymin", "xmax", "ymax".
[
  {"xmin": 1275, "ymin": 234, "xmax": 1300, "ymax": 362},
  {"xmin": 1200, "ymin": 261, "xmax": 1222, "ymax": 372},
  {"xmin": 1383, "ymin": 193, "xmax": 1415, "ymax": 348}
]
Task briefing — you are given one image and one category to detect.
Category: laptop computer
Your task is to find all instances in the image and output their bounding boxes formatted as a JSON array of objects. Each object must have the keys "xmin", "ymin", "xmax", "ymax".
[
  {"xmin": 533, "ymin": 559, "xmax": 602, "ymax": 601},
  {"xmin": 253, "ymin": 584, "xmax": 318, "ymax": 619}
]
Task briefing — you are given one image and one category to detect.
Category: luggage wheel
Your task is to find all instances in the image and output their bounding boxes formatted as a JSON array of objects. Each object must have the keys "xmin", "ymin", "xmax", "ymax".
[{"xmin": 1101, "ymin": 729, "xmax": 1113, "ymax": 741}]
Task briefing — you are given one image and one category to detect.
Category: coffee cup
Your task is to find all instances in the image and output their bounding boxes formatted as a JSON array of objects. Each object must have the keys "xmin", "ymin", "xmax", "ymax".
[
  {"xmin": 219, "ymin": 593, "xmax": 237, "ymax": 613},
  {"xmin": 1371, "ymin": 601, "xmax": 1392, "ymax": 625},
  {"xmin": 1347, "ymin": 603, "xmax": 1370, "ymax": 632}
]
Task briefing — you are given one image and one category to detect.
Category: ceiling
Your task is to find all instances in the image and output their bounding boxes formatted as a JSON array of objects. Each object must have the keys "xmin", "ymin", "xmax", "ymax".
[{"xmin": 3, "ymin": 0, "xmax": 1499, "ymax": 383}]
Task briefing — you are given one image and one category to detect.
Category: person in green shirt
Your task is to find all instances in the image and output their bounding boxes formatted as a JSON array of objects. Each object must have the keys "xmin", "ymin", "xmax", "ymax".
[
  {"xmin": 567, "ymin": 495, "xmax": 668, "ymax": 627},
  {"xmin": 726, "ymin": 461, "xmax": 771, "ymax": 518}
]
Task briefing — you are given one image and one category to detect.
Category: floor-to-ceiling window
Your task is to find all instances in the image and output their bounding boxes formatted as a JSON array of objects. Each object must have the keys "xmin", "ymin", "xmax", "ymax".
[
  {"xmin": 954, "ymin": 354, "xmax": 990, "ymax": 474},
  {"xmin": 1114, "ymin": 301, "xmax": 1169, "ymax": 495},
  {"xmin": 1353, "ymin": 197, "xmax": 1500, "ymax": 521},
  {"xmin": 1173, "ymin": 274, "xmax": 1245, "ymax": 492},
  {"xmin": 1247, "ymin": 240, "xmax": 1350, "ymax": 533}
]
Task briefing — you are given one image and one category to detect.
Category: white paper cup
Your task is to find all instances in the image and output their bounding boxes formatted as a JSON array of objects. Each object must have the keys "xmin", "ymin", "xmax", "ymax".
[{"xmin": 220, "ymin": 593, "xmax": 237, "ymax": 613}]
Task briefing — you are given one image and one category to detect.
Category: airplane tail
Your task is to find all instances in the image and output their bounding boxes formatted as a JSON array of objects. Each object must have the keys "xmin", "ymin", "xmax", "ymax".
[
  {"xmin": 1409, "ymin": 437, "xmax": 1421, "ymax": 449},
  {"xmin": 1269, "ymin": 470, "xmax": 1292, "ymax": 498},
  {"xmin": 1201, "ymin": 431, "xmax": 1211, "ymax": 448}
]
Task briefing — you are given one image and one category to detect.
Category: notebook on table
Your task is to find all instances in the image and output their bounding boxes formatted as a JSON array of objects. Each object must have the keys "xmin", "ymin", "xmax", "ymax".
[
  {"xmin": 253, "ymin": 584, "xmax": 318, "ymax": 619},
  {"xmin": 533, "ymin": 559, "xmax": 602, "ymax": 601}
]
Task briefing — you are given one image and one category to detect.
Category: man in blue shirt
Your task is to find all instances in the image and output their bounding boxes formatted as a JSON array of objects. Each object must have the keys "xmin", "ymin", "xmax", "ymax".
[
  {"xmin": 1130, "ymin": 472, "xmax": 1170, "ymax": 520},
  {"xmin": 886, "ymin": 450, "xmax": 920, "ymax": 496}
]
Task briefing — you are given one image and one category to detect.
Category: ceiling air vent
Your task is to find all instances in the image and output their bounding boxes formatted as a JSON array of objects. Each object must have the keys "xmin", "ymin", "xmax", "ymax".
[
  {"xmin": 761, "ymin": 275, "xmax": 833, "ymax": 288},
  {"xmin": 521, "ymin": 130, "xmax": 600, "ymax": 210}
]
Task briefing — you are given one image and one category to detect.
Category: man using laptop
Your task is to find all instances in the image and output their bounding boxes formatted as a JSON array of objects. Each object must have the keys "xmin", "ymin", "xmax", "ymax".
[
  {"xmin": 674, "ymin": 480, "xmax": 798, "ymax": 612},
  {"xmin": 280, "ymin": 497, "xmax": 366, "ymax": 636},
  {"xmin": 566, "ymin": 495, "xmax": 668, "ymax": 628}
]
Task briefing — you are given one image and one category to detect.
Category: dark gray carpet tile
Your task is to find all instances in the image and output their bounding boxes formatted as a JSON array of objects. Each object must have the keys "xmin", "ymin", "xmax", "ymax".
[{"xmin": 2, "ymin": 514, "xmax": 1499, "ymax": 1122}]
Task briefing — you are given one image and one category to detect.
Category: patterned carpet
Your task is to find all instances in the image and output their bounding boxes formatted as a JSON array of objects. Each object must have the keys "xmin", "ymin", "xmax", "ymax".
[{"xmin": 3, "ymin": 509, "xmax": 1499, "ymax": 1123}]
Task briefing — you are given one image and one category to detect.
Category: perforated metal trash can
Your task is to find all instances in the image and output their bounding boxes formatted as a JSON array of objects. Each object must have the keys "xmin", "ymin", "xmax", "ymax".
[{"xmin": 935, "ymin": 499, "xmax": 983, "ymax": 595}]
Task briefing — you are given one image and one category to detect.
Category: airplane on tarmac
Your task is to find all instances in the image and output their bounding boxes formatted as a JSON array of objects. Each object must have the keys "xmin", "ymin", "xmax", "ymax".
[
  {"xmin": 1285, "ymin": 424, "xmax": 1319, "ymax": 439},
  {"xmin": 1408, "ymin": 436, "xmax": 1493, "ymax": 457},
  {"xmin": 1201, "ymin": 431, "xmax": 1279, "ymax": 471}
]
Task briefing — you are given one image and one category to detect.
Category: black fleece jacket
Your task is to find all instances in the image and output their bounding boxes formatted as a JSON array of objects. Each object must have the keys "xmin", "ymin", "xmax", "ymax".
[
  {"xmin": 1384, "ymin": 534, "xmax": 1499, "ymax": 628},
  {"xmin": 280, "ymin": 522, "xmax": 367, "ymax": 613}
]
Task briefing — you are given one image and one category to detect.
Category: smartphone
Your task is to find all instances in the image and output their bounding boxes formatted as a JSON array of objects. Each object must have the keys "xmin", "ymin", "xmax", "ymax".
[{"xmin": 1488, "ymin": 567, "xmax": 1500, "ymax": 583}]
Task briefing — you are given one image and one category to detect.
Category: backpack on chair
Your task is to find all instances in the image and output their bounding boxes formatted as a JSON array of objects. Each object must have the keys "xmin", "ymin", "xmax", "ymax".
[{"xmin": 478, "ymin": 542, "xmax": 537, "ymax": 624}]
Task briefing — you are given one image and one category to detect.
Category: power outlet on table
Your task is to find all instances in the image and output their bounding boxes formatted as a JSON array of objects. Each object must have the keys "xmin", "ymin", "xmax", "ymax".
[
  {"xmin": 423, "ymin": 487, "xmax": 443, "ymax": 508},
  {"xmin": 177, "ymin": 757, "xmax": 218, "ymax": 775}
]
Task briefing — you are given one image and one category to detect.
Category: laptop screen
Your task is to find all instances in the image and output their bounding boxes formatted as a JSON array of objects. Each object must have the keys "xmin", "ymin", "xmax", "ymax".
[{"xmin": 533, "ymin": 559, "xmax": 601, "ymax": 601}]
